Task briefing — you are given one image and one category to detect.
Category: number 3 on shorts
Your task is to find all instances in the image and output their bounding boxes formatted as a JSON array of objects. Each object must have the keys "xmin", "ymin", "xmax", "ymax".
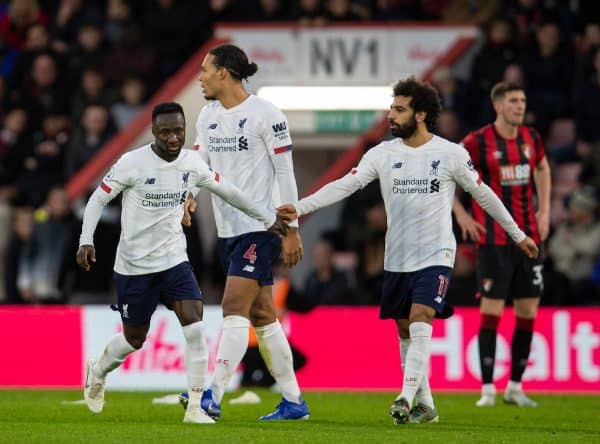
[{"xmin": 532, "ymin": 264, "xmax": 543, "ymax": 288}]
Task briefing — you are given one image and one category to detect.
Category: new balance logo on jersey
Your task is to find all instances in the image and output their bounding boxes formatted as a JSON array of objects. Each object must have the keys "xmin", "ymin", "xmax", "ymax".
[
  {"xmin": 144, "ymin": 177, "xmax": 155, "ymax": 184},
  {"xmin": 430, "ymin": 179, "xmax": 440, "ymax": 193},
  {"xmin": 467, "ymin": 159, "xmax": 475, "ymax": 171},
  {"xmin": 392, "ymin": 162, "xmax": 403, "ymax": 169},
  {"xmin": 243, "ymin": 265, "xmax": 255, "ymax": 272},
  {"xmin": 238, "ymin": 136, "xmax": 248, "ymax": 151},
  {"xmin": 239, "ymin": 118, "xmax": 247, "ymax": 129},
  {"xmin": 272, "ymin": 122, "xmax": 287, "ymax": 133},
  {"xmin": 122, "ymin": 304, "xmax": 129, "ymax": 319},
  {"xmin": 430, "ymin": 160, "xmax": 440, "ymax": 176},
  {"xmin": 208, "ymin": 123, "xmax": 218, "ymax": 129},
  {"xmin": 182, "ymin": 171, "xmax": 190, "ymax": 187}
]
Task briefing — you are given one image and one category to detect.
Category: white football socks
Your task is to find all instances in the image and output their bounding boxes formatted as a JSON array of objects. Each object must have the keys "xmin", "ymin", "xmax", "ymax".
[
  {"xmin": 399, "ymin": 336, "xmax": 435, "ymax": 408},
  {"xmin": 93, "ymin": 333, "xmax": 136, "ymax": 378},
  {"xmin": 255, "ymin": 320, "xmax": 301, "ymax": 404},
  {"xmin": 210, "ymin": 315, "xmax": 250, "ymax": 404},
  {"xmin": 182, "ymin": 321, "xmax": 208, "ymax": 407},
  {"xmin": 398, "ymin": 322, "xmax": 433, "ymax": 406}
]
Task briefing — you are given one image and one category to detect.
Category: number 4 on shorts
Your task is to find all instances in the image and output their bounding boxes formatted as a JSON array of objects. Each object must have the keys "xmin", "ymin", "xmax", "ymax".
[{"xmin": 243, "ymin": 243, "xmax": 257, "ymax": 264}]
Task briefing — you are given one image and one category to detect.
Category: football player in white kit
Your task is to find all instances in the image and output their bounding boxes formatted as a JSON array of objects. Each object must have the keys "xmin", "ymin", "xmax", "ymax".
[
  {"xmin": 179, "ymin": 44, "xmax": 309, "ymax": 420},
  {"xmin": 277, "ymin": 78, "xmax": 538, "ymax": 425},
  {"xmin": 76, "ymin": 102, "xmax": 287, "ymax": 424}
]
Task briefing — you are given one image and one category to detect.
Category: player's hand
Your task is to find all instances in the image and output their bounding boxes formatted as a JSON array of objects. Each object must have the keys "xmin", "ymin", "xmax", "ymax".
[
  {"xmin": 76, "ymin": 245, "xmax": 96, "ymax": 271},
  {"xmin": 455, "ymin": 211, "xmax": 486, "ymax": 242},
  {"xmin": 281, "ymin": 227, "xmax": 303, "ymax": 267},
  {"xmin": 535, "ymin": 209, "xmax": 550, "ymax": 241},
  {"xmin": 276, "ymin": 204, "xmax": 298, "ymax": 223},
  {"xmin": 182, "ymin": 193, "xmax": 197, "ymax": 227},
  {"xmin": 517, "ymin": 236, "xmax": 538, "ymax": 259},
  {"xmin": 268, "ymin": 215, "xmax": 289, "ymax": 237}
]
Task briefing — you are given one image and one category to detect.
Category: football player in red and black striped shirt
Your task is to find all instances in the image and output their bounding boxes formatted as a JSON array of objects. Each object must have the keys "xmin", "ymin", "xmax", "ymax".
[{"xmin": 453, "ymin": 82, "xmax": 551, "ymax": 407}]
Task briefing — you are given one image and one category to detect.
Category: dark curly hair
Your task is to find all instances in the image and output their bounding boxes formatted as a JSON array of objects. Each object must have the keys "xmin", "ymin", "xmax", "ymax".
[
  {"xmin": 392, "ymin": 77, "xmax": 441, "ymax": 131},
  {"xmin": 209, "ymin": 44, "xmax": 258, "ymax": 81}
]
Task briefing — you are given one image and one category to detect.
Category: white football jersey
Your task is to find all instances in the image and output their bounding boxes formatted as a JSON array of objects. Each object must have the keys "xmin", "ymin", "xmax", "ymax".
[
  {"xmin": 194, "ymin": 95, "xmax": 298, "ymax": 238},
  {"xmin": 88, "ymin": 145, "xmax": 222, "ymax": 275},
  {"xmin": 350, "ymin": 135, "xmax": 481, "ymax": 272}
]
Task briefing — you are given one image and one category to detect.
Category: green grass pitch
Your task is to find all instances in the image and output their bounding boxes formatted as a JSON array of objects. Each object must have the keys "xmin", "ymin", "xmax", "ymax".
[{"xmin": 1, "ymin": 389, "xmax": 598, "ymax": 443}]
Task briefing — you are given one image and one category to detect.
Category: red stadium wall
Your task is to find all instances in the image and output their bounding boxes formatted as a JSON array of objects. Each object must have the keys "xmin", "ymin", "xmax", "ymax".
[{"xmin": 0, "ymin": 307, "xmax": 598, "ymax": 392}]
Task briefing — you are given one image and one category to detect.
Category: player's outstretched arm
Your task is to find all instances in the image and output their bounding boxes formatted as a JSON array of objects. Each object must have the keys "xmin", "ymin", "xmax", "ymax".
[
  {"xmin": 286, "ymin": 172, "xmax": 363, "ymax": 219},
  {"xmin": 198, "ymin": 170, "xmax": 286, "ymax": 236}
]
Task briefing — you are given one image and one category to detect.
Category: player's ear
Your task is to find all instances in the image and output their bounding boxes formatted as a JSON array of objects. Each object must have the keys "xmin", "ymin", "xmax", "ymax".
[{"xmin": 415, "ymin": 111, "xmax": 426, "ymax": 123}]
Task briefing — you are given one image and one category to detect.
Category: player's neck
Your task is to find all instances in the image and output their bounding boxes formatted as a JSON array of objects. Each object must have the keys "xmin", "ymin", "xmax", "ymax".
[
  {"xmin": 402, "ymin": 128, "xmax": 433, "ymax": 148},
  {"xmin": 494, "ymin": 120, "xmax": 518, "ymax": 139},
  {"xmin": 218, "ymin": 85, "xmax": 250, "ymax": 109}
]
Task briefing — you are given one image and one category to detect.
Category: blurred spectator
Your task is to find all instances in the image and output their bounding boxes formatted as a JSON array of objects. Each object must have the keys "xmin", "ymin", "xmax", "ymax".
[
  {"xmin": 470, "ymin": 18, "xmax": 518, "ymax": 124},
  {"xmin": 255, "ymin": 0, "xmax": 291, "ymax": 21},
  {"xmin": 325, "ymin": 0, "xmax": 366, "ymax": 21},
  {"xmin": 548, "ymin": 187, "xmax": 600, "ymax": 305},
  {"xmin": 574, "ymin": 45, "xmax": 600, "ymax": 145},
  {"xmin": 17, "ymin": 111, "xmax": 70, "ymax": 207},
  {"xmin": 104, "ymin": 0, "xmax": 134, "ymax": 47},
  {"xmin": 442, "ymin": 0, "xmax": 500, "ymax": 25},
  {"xmin": 17, "ymin": 187, "xmax": 74, "ymax": 303},
  {"xmin": 65, "ymin": 103, "xmax": 114, "ymax": 178},
  {"xmin": 68, "ymin": 21, "xmax": 109, "ymax": 84},
  {"xmin": 431, "ymin": 67, "xmax": 473, "ymax": 125},
  {"xmin": 0, "ymin": 106, "xmax": 33, "ymax": 204},
  {"xmin": 371, "ymin": 0, "xmax": 422, "ymax": 21},
  {"xmin": 53, "ymin": 0, "xmax": 103, "ymax": 48},
  {"xmin": 519, "ymin": 19, "xmax": 573, "ymax": 135},
  {"xmin": 505, "ymin": 0, "xmax": 545, "ymax": 43},
  {"xmin": 9, "ymin": 23, "xmax": 68, "ymax": 90},
  {"xmin": 19, "ymin": 51, "xmax": 69, "ymax": 125},
  {"xmin": 501, "ymin": 63, "xmax": 526, "ymax": 87},
  {"xmin": 573, "ymin": 21, "xmax": 600, "ymax": 94},
  {"xmin": 0, "ymin": 0, "xmax": 48, "ymax": 50},
  {"xmin": 143, "ymin": 0, "xmax": 211, "ymax": 78},
  {"xmin": 292, "ymin": 0, "xmax": 327, "ymax": 26},
  {"xmin": 209, "ymin": 0, "xmax": 245, "ymax": 22},
  {"xmin": 111, "ymin": 75, "xmax": 145, "ymax": 130},
  {"xmin": 436, "ymin": 109, "xmax": 462, "ymax": 143},
  {"xmin": 104, "ymin": 23, "xmax": 157, "ymax": 90},
  {"xmin": 3, "ymin": 206, "xmax": 34, "ymax": 303},
  {"xmin": 70, "ymin": 66, "xmax": 116, "ymax": 123},
  {"xmin": 302, "ymin": 235, "xmax": 357, "ymax": 307}
]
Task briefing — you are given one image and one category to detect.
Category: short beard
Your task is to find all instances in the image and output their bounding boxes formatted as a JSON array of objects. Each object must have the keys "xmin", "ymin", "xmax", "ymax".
[{"xmin": 390, "ymin": 116, "xmax": 418, "ymax": 139}]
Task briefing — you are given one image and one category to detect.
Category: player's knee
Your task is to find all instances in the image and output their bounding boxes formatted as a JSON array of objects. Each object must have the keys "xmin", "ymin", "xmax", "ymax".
[{"xmin": 249, "ymin": 305, "xmax": 276, "ymax": 326}]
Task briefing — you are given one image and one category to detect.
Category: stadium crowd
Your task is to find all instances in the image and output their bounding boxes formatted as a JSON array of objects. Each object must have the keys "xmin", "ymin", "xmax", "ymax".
[{"xmin": 0, "ymin": 0, "xmax": 599, "ymax": 306}]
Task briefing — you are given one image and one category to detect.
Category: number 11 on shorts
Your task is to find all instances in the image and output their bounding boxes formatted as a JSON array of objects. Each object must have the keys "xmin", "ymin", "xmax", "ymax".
[{"xmin": 437, "ymin": 275, "xmax": 449, "ymax": 297}]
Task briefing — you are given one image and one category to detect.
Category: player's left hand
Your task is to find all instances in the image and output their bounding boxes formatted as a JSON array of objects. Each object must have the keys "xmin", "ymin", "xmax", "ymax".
[
  {"xmin": 76, "ymin": 245, "xmax": 96, "ymax": 271},
  {"xmin": 281, "ymin": 227, "xmax": 303, "ymax": 267},
  {"xmin": 182, "ymin": 193, "xmax": 197, "ymax": 227},
  {"xmin": 517, "ymin": 236, "xmax": 538, "ymax": 259},
  {"xmin": 268, "ymin": 215, "xmax": 289, "ymax": 237},
  {"xmin": 535, "ymin": 210, "xmax": 550, "ymax": 241}
]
